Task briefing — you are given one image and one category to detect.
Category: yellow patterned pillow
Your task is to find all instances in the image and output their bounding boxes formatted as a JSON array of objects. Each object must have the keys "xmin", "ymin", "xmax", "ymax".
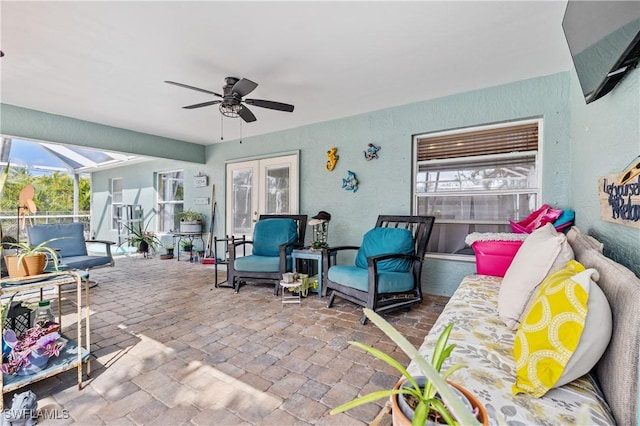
[{"xmin": 512, "ymin": 260, "xmax": 588, "ymax": 397}]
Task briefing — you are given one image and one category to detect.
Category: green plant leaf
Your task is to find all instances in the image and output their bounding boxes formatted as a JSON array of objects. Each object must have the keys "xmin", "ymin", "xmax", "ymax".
[
  {"xmin": 330, "ymin": 389, "xmax": 399, "ymax": 414},
  {"xmin": 363, "ymin": 308, "xmax": 480, "ymax": 426},
  {"xmin": 348, "ymin": 341, "xmax": 420, "ymax": 391}
]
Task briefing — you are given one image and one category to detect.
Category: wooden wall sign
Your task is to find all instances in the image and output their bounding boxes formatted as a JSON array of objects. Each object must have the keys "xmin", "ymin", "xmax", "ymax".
[{"xmin": 599, "ymin": 173, "xmax": 640, "ymax": 229}]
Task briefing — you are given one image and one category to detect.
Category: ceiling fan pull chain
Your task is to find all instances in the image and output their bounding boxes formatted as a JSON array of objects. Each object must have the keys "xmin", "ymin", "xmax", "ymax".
[
  {"xmin": 239, "ymin": 119, "xmax": 243, "ymax": 144},
  {"xmin": 220, "ymin": 114, "xmax": 224, "ymax": 141}
]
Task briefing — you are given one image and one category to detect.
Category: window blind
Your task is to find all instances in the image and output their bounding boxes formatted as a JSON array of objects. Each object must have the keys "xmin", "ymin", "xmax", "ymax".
[{"xmin": 416, "ymin": 122, "xmax": 539, "ymax": 161}]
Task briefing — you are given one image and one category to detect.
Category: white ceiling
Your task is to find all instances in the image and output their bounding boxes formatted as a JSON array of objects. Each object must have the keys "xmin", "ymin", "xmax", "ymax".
[{"xmin": 1, "ymin": 1, "xmax": 573, "ymax": 146}]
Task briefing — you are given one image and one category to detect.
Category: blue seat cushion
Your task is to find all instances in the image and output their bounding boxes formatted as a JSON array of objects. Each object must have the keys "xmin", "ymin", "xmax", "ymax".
[
  {"xmin": 252, "ymin": 219, "xmax": 298, "ymax": 257},
  {"xmin": 328, "ymin": 265, "xmax": 415, "ymax": 293},
  {"xmin": 355, "ymin": 228, "xmax": 414, "ymax": 272},
  {"xmin": 27, "ymin": 223, "xmax": 88, "ymax": 257},
  {"xmin": 61, "ymin": 255, "xmax": 112, "ymax": 270},
  {"xmin": 234, "ymin": 255, "xmax": 293, "ymax": 273}
]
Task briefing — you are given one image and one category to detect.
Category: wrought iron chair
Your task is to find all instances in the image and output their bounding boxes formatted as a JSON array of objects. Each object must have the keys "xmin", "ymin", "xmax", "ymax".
[
  {"xmin": 323, "ymin": 215, "xmax": 435, "ymax": 324},
  {"xmin": 228, "ymin": 214, "xmax": 307, "ymax": 295}
]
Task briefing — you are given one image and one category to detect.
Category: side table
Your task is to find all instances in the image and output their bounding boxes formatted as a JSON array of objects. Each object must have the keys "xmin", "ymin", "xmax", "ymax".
[
  {"xmin": 173, "ymin": 232, "xmax": 205, "ymax": 261},
  {"xmin": 291, "ymin": 248, "xmax": 324, "ymax": 297},
  {"xmin": 280, "ymin": 280, "xmax": 303, "ymax": 305}
]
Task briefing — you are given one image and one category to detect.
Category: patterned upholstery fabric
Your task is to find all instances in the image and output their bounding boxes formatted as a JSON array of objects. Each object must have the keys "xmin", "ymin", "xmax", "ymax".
[
  {"xmin": 406, "ymin": 274, "xmax": 616, "ymax": 425},
  {"xmin": 567, "ymin": 227, "xmax": 639, "ymax": 426}
]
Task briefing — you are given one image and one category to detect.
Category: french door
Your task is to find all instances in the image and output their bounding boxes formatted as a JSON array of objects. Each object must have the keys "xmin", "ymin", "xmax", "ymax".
[{"xmin": 226, "ymin": 154, "xmax": 299, "ymax": 239}]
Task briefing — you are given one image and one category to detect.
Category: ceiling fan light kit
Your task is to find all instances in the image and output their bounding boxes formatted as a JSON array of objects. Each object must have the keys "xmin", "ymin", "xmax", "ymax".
[{"xmin": 165, "ymin": 76, "xmax": 294, "ymax": 124}]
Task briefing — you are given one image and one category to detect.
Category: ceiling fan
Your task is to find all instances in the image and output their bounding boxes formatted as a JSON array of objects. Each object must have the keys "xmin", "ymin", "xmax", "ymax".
[{"xmin": 164, "ymin": 77, "xmax": 294, "ymax": 123}]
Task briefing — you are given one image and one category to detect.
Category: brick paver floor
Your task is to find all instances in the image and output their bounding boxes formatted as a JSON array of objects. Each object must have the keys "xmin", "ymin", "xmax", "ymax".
[{"xmin": 3, "ymin": 255, "xmax": 448, "ymax": 425}]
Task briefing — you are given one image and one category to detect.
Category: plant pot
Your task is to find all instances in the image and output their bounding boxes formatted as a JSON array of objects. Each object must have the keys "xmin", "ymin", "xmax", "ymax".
[
  {"xmin": 180, "ymin": 220, "xmax": 202, "ymax": 233},
  {"xmin": 4, "ymin": 253, "xmax": 47, "ymax": 278},
  {"xmin": 139, "ymin": 241, "xmax": 149, "ymax": 253},
  {"xmin": 390, "ymin": 378, "xmax": 488, "ymax": 426}
]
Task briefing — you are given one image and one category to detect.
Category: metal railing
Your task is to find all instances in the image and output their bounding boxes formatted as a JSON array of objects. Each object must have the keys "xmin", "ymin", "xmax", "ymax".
[{"xmin": 0, "ymin": 212, "xmax": 90, "ymax": 242}]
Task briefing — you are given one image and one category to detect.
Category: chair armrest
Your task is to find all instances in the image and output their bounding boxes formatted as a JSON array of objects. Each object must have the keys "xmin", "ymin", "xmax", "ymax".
[
  {"xmin": 325, "ymin": 245, "xmax": 360, "ymax": 255},
  {"xmin": 85, "ymin": 239, "xmax": 115, "ymax": 266},
  {"xmin": 228, "ymin": 240, "xmax": 253, "ymax": 261},
  {"xmin": 86, "ymin": 239, "xmax": 116, "ymax": 245},
  {"xmin": 367, "ymin": 252, "xmax": 420, "ymax": 266}
]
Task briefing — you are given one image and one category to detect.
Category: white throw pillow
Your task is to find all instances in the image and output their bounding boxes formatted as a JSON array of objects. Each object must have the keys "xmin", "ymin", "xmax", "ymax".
[
  {"xmin": 498, "ymin": 223, "xmax": 575, "ymax": 330},
  {"xmin": 555, "ymin": 267, "xmax": 612, "ymax": 387}
]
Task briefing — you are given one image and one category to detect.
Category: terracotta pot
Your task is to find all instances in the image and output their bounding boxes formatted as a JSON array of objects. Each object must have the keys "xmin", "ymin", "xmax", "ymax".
[
  {"xmin": 390, "ymin": 378, "xmax": 489, "ymax": 426},
  {"xmin": 23, "ymin": 253, "xmax": 47, "ymax": 276},
  {"xmin": 4, "ymin": 253, "xmax": 47, "ymax": 278}
]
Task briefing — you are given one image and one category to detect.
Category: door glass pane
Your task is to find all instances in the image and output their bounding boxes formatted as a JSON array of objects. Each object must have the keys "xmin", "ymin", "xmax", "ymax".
[
  {"xmin": 232, "ymin": 168, "xmax": 253, "ymax": 234},
  {"xmin": 265, "ymin": 166, "xmax": 290, "ymax": 214}
]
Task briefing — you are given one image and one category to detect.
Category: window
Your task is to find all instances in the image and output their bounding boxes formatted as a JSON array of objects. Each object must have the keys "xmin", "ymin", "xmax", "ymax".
[
  {"xmin": 111, "ymin": 178, "xmax": 123, "ymax": 230},
  {"xmin": 157, "ymin": 170, "xmax": 184, "ymax": 233},
  {"xmin": 413, "ymin": 120, "xmax": 541, "ymax": 256}
]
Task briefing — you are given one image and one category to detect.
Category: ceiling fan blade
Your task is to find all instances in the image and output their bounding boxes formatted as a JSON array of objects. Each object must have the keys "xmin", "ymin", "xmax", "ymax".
[
  {"xmin": 245, "ymin": 98, "xmax": 294, "ymax": 112},
  {"xmin": 238, "ymin": 105, "xmax": 257, "ymax": 123},
  {"xmin": 232, "ymin": 78, "xmax": 258, "ymax": 98},
  {"xmin": 165, "ymin": 80, "xmax": 222, "ymax": 98},
  {"xmin": 183, "ymin": 100, "xmax": 222, "ymax": 109}
]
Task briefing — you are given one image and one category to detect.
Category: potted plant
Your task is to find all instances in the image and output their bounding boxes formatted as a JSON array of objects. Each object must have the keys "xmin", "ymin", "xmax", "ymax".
[
  {"xmin": 119, "ymin": 218, "xmax": 162, "ymax": 256},
  {"xmin": 4, "ymin": 238, "xmax": 62, "ymax": 278},
  {"xmin": 177, "ymin": 209, "xmax": 205, "ymax": 233},
  {"xmin": 330, "ymin": 308, "xmax": 487, "ymax": 426},
  {"xmin": 180, "ymin": 240, "xmax": 193, "ymax": 253}
]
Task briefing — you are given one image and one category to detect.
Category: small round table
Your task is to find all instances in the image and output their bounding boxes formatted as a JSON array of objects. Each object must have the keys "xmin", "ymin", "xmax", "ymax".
[{"xmin": 280, "ymin": 280, "xmax": 303, "ymax": 306}]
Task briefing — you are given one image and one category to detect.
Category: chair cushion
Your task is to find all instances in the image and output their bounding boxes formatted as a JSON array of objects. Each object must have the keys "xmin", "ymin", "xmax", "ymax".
[
  {"xmin": 328, "ymin": 265, "xmax": 414, "ymax": 293},
  {"xmin": 234, "ymin": 255, "xmax": 292, "ymax": 273},
  {"xmin": 27, "ymin": 223, "xmax": 88, "ymax": 258},
  {"xmin": 355, "ymin": 228, "xmax": 414, "ymax": 272},
  {"xmin": 252, "ymin": 219, "xmax": 298, "ymax": 257},
  {"xmin": 62, "ymin": 255, "xmax": 112, "ymax": 270}
]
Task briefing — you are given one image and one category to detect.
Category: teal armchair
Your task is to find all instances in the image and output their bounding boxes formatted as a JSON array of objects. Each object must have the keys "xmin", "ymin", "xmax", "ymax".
[
  {"xmin": 228, "ymin": 214, "xmax": 307, "ymax": 295},
  {"xmin": 324, "ymin": 215, "xmax": 435, "ymax": 324}
]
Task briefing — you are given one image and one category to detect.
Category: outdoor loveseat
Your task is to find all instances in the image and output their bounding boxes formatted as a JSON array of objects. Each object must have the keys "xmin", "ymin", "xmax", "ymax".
[{"xmin": 27, "ymin": 222, "xmax": 115, "ymax": 274}]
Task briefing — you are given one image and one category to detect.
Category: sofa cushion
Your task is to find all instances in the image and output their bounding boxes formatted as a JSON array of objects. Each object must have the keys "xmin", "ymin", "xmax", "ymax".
[
  {"xmin": 234, "ymin": 254, "xmax": 291, "ymax": 272},
  {"xmin": 512, "ymin": 261, "xmax": 612, "ymax": 397},
  {"xmin": 498, "ymin": 223, "xmax": 574, "ymax": 330},
  {"xmin": 327, "ymin": 265, "xmax": 414, "ymax": 293},
  {"xmin": 355, "ymin": 228, "xmax": 413, "ymax": 272},
  {"xmin": 406, "ymin": 274, "xmax": 616, "ymax": 425},
  {"xmin": 27, "ymin": 223, "xmax": 88, "ymax": 258},
  {"xmin": 62, "ymin": 255, "xmax": 113, "ymax": 271},
  {"xmin": 568, "ymin": 228, "xmax": 640, "ymax": 426},
  {"xmin": 252, "ymin": 219, "xmax": 298, "ymax": 257}
]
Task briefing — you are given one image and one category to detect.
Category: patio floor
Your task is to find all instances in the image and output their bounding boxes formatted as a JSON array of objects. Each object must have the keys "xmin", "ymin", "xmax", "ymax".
[{"xmin": 3, "ymin": 255, "xmax": 448, "ymax": 425}]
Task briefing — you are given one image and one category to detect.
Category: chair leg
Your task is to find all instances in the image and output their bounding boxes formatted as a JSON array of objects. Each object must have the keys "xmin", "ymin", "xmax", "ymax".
[
  {"xmin": 327, "ymin": 291, "xmax": 336, "ymax": 308},
  {"xmin": 274, "ymin": 282, "xmax": 279, "ymax": 296},
  {"xmin": 234, "ymin": 279, "xmax": 240, "ymax": 294},
  {"xmin": 360, "ymin": 314, "xmax": 368, "ymax": 325}
]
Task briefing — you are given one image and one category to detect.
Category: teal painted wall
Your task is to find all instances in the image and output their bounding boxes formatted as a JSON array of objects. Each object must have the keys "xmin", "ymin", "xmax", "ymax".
[
  {"xmin": 0, "ymin": 104, "xmax": 206, "ymax": 163},
  {"xmin": 73, "ymin": 68, "xmax": 640, "ymax": 295},
  {"xmin": 92, "ymin": 158, "xmax": 212, "ymax": 252},
  {"xmin": 204, "ymin": 72, "xmax": 572, "ymax": 296},
  {"xmin": 568, "ymin": 67, "xmax": 640, "ymax": 275},
  {"xmin": 91, "ymin": 72, "xmax": 571, "ymax": 296}
]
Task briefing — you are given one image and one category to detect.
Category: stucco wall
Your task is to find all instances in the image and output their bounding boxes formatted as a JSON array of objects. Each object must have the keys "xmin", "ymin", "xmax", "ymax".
[
  {"xmin": 568, "ymin": 67, "xmax": 640, "ymax": 276},
  {"xmin": 90, "ymin": 69, "xmax": 639, "ymax": 294},
  {"xmin": 204, "ymin": 72, "xmax": 571, "ymax": 296}
]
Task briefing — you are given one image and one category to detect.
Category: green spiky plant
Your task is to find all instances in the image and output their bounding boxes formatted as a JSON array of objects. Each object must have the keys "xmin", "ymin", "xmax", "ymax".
[
  {"xmin": 4, "ymin": 237, "xmax": 63, "ymax": 272},
  {"xmin": 330, "ymin": 308, "xmax": 480, "ymax": 426}
]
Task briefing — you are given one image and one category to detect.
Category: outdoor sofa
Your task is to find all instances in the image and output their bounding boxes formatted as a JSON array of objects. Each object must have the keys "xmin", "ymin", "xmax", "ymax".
[{"xmin": 405, "ymin": 226, "xmax": 638, "ymax": 425}]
